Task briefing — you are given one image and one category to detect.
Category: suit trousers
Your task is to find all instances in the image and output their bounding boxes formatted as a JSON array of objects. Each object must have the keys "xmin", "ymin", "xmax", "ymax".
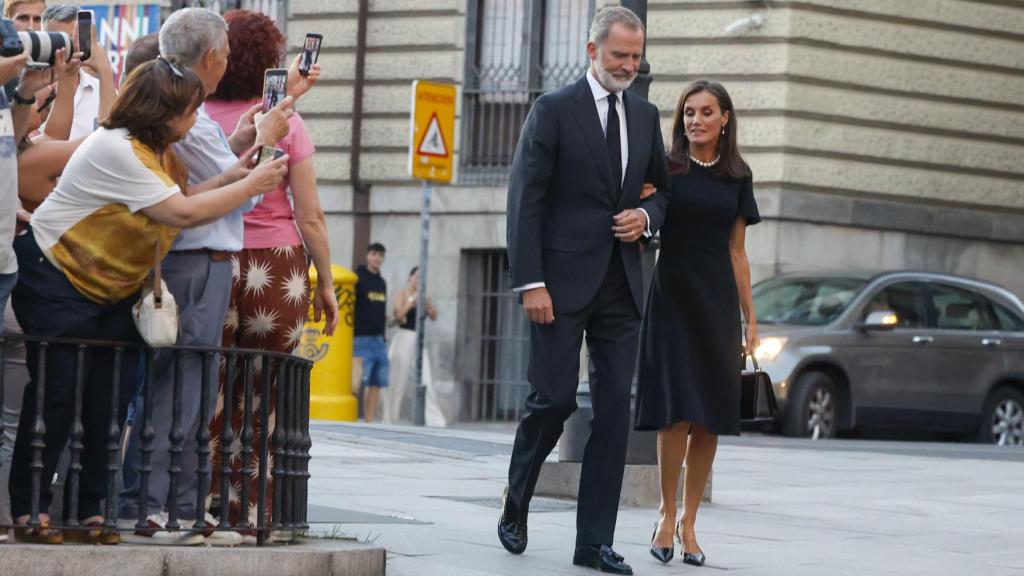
[{"xmin": 506, "ymin": 244, "xmax": 639, "ymax": 547}]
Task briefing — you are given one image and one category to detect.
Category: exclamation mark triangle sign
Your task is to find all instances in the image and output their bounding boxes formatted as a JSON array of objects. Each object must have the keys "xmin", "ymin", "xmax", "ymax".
[{"xmin": 417, "ymin": 112, "xmax": 449, "ymax": 158}]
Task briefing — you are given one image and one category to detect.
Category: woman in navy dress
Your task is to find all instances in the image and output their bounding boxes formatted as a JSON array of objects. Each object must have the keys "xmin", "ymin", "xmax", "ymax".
[{"xmin": 636, "ymin": 81, "xmax": 760, "ymax": 566}]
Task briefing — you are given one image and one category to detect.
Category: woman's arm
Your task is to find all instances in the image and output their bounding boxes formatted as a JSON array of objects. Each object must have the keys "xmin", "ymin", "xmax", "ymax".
[
  {"xmin": 425, "ymin": 297, "xmax": 438, "ymax": 321},
  {"xmin": 141, "ymin": 155, "xmax": 287, "ymax": 228},
  {"xmin": 16, "ymin": 137, "xmax": 87, "ymax": 207},
  {"xmin": 729, "ymin": 216, "xmax": 758, "ymax": 356},
  {"xmin": 393, "ymin": 288, "xmax": 414, "ymax": 323},
  {"xmin": 291, "ymin": 157, "xmax": 339, "ymax": 335}
]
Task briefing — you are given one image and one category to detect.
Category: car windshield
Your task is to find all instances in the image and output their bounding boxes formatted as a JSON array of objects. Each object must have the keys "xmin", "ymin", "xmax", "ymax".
[{"xmin": 754, "ymin": 277, "xmax": 868, "ymax": 326}]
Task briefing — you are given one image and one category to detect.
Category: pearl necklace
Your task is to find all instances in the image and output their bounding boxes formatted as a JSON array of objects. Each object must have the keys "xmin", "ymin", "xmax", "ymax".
[{"xmin": 689, "ymin": 153, "xmax": 720, "ymax": 168}]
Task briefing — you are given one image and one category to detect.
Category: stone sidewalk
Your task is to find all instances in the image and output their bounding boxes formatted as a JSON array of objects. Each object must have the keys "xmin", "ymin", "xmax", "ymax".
[{"xmin": 305, "ymin": 422, "xmax": 1024, "ymax": 576}]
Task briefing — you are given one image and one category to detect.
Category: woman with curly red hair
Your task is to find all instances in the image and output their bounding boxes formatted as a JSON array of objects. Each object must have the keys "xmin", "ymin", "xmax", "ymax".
[{"xmin": 205, "ymin": 10, "xmax": 337, "ymax": 538}]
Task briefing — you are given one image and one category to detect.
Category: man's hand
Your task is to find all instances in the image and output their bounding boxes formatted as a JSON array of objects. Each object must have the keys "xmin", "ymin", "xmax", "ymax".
[
  {"xmin": 82, "ymin": 23, "xmax": 113, "ymax": 78},
  {"xmin": 52, "ymin": 48, "xmax": 83, "ymax": 85},
  {"xmin": 612, "ymin": 208, "xmax": 648, "ymax": 243},
  {"xmin": 286, "ymin": 53, "xmax": 321, "ymax": 101},
  {"xmin": 254, "ymin": 96, "xmax": 294, "ymax": 146},
  {"xmin": 522, "ymin": 287, "xmax": 554, "ymax": 325},
  {"xmin": 229, "ymin": 103, "xmax": 261, "ymax": 154},
  {"xmin": 0, "ymin": 50, "xmax": 29, "ymax": 85}
]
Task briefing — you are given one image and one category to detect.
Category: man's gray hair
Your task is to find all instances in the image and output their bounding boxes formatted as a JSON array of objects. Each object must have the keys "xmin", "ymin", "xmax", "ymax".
[
  {"xmin": 159, "ymin": 7, "xmax": 228, "ymax": 67},
  {"xmin": 42, "ymin": 4, "xmax": 80, "ymax": 26},
  {"xmin": 588, "ymin": 6, "xmax": 644, "ymax": 46}
]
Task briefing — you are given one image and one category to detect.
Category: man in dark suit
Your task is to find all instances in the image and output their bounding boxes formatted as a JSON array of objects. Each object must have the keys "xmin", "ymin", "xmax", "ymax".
[{"xmin": 499, "ymin": 6, "xmax": 671, "ymax": 575}]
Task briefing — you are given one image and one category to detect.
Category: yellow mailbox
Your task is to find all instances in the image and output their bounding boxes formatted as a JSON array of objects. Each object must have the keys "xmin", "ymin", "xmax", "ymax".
[{"xmin": 299, "ymin": 264, "xmax": 358, "ymax": 421}]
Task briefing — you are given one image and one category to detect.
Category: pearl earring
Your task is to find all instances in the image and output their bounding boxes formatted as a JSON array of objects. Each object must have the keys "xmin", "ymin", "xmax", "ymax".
[{"xmin": 721, "ymin": 125, "xmax": 726, "ymax": 135}]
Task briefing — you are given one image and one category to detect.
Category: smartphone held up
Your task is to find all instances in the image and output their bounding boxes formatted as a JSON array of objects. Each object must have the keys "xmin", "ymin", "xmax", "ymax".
[
  {"xmin": 255, "ymin": 146, "xmax": 285, "ymax": 166},
  {"xmin": 298, "ymin": 33, "xmax": 322, "ymax": 77},
  {"xmin": 77, "ymin": 9, "xmax": 93, "ymax": 61},
  {"xmin": 262, "ymin": 68, "xmax": 287, "ymax": 113}
]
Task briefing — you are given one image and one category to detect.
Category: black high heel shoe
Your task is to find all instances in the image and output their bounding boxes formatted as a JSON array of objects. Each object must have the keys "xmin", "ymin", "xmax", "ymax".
[
  {"xmin": 649, "ymin": 520, "xmax": 673, "ymax": 564},
  {"xmin": 676, "ymin": 521, "xmax": 706, "ymax": 567}
]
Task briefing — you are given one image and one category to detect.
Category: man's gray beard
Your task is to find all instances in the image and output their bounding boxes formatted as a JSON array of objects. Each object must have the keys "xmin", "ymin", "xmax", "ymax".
[{"xmin": 593, "ymin": 58, "xmax": 636, "ymax": 93}]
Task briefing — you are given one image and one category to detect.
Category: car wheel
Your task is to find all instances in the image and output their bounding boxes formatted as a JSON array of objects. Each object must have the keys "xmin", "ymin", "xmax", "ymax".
[
  {"xmin": 782, "ymin": 371, "xmax": 838, "ymax": 440},
  {"xmin": 977, "ymin": 387, "xmax": 1024, "ymax": 446}
]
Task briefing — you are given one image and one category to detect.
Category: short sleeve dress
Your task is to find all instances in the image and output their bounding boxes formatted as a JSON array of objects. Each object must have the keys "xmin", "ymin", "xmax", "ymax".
[{"xmin": 634, "ymin": 163, "xmax": 760, "ymax": 435}]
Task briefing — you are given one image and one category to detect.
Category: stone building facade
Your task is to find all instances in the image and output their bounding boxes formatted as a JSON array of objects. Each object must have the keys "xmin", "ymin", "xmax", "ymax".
[{"xmin": 290, "ymin": 0, "xmax": 1024, "ymax": 422}]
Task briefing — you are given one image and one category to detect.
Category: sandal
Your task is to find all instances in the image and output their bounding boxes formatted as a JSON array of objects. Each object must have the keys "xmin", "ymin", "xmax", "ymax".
[
  {"xmin": 63, "ymin": 520, "xmax": 120, "ymax": 545},
  {"xmin": 13, "ymin": 519, "xmax": 63, "ymax": 545}
]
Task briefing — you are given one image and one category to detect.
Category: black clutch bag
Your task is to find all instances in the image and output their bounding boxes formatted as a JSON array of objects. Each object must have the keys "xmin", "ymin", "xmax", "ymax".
[{"xmin": 741, "ymin": 354, "xmax": 778, "ymax": 422}]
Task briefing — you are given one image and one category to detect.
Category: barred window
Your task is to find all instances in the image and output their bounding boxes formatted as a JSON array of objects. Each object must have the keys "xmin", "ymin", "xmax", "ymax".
[{"xmin": 460, "ymin": 0, "xmax": 594, "ymax": 186}]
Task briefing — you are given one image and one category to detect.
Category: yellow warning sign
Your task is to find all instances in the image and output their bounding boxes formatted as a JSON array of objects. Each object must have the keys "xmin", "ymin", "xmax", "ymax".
[{"xmin": 409, "ymin": 81, "xmax": 457, "ymax": 183}]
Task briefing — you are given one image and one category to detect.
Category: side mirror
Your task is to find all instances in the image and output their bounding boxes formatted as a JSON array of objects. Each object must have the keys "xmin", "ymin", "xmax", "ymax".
[{"xmin": 858, "ymin": 310, "xmax": 899, "ymax": 332}]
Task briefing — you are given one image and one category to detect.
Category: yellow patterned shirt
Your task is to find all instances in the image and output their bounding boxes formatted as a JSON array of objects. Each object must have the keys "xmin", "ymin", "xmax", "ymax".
[{"xmin": 30, "ymin": 128, "xmax": 183, "ymax": 304}]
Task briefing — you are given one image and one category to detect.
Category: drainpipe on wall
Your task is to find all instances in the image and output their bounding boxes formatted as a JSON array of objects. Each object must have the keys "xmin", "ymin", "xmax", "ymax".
[{"xmin": 350, "ymin": 0, "xmax": 371, "ymax": 260}]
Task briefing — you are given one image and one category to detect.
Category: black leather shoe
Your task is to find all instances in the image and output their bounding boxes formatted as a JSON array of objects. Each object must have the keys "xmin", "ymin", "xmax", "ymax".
[
  {"xmin": 573, "ymin": 545, "xmax": 633, "ymax": 575},
  {"xmin": 677, "ymin": 522, "xmax": 706, "ymax": 567},
  {"xmin": 649, "ymin": 521, "xmax": 673, "ymax": 564},
  {"xmin": 682, "ymin": 550, "xmax": 706, "ymax": 567},
  {"xmin": 497, "ymin": 486, "xmax": 527, "ymax": 555}
]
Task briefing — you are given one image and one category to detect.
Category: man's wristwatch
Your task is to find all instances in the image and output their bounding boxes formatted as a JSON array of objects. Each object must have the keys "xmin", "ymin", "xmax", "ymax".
[{"xmin": 11, "ymin": 88, "xmax": 36, "ymax": 106}]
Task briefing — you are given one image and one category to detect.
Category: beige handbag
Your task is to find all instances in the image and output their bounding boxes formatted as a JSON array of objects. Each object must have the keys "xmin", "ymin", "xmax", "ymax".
[{"xmin": 133, "ymin": 239, "xmax": 178, "ymax": 347}]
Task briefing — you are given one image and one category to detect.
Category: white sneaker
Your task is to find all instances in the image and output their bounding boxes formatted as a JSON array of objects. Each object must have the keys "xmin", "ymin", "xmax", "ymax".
[
  {"xmin": 184, "ymin": 514, "xmax": 243, "ymax": 547},
  {"xmin": 118, "ymin": 513, "xmax": 205, "ymax": 546}
]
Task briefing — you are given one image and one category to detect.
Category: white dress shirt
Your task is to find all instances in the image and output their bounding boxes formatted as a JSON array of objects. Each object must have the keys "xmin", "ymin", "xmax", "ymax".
[
  {"xmin": 70, "ymin": 70, "xmax": 100, "ymax": 140},
  {"xmin": 40, "ymin": 70, "xmax": 101, "ymax": 140},
  {"xmin": 513, "ymin": 70, "xmax": 650, "ymax": 293}
]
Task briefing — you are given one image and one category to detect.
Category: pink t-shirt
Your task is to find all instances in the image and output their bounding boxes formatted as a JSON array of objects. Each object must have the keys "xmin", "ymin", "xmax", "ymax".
[{"xmin": 204, "ymin": 98, "xmax": 316, "ymax": 249}]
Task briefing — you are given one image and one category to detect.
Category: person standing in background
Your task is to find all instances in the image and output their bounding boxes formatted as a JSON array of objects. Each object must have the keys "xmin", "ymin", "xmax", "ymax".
[
  {"xmin": 353, "ymin": 243, "xmax": 388, "ymax": 422},
  {"xmin": 384, "ymin": 267, "xmax": 447, "ymax": 426}
]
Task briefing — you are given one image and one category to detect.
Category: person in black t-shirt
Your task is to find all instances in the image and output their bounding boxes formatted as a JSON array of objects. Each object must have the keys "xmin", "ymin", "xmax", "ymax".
[{"xmin": 353, "ymin": 243, "xmax": 388, "ymax": 422}]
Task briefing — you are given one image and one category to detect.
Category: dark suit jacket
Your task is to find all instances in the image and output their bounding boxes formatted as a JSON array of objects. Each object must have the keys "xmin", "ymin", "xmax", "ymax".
[{"xmin": 507, "ymin": 75, "xmax": 671, "ymax": 315}]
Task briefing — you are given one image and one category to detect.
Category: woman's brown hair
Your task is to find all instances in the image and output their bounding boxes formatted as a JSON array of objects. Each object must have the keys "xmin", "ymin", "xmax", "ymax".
[
  {"xmin": 101, "ymin": 58, "xmax": 204, "ymax": 192},
  {"xmin": 210, "ymin": 10, "xmax": 285, "ymax": 101},
  {"xmin": 101, "ymin": 58, "xmax": 205, "ymax": 154},
  {"xmin": 667, "ymin": 80, "xmax": 751, "ymax": 179}
]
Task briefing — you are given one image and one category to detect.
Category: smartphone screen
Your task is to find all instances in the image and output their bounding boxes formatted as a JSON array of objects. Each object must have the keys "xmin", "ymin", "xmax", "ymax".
[
  {"xmin": 299, "ymin": 34, "xmax": 322, "ymax": 77},
  {"xmin": 261, "ymin": 68, "xmax": 287, "ymax": 113},
  {"xmin": 256, "ymin": 146, "xmax": 285, "ymax": 166},
  {"xmin": 77, "ymin": 10, "xmax": 93, "ymax": 60}
]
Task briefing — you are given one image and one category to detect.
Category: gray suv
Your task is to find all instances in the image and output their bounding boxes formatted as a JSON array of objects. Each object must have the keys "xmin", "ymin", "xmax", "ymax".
[{"xmin": 751, "ymin": 271, "xmax": 1024, "ymax": 445}]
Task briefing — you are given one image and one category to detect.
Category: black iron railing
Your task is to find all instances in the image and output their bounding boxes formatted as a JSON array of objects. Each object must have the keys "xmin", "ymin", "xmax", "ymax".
[{"xmin": 0, "ymin": 334, "xmax": 311, "ymax": 546}]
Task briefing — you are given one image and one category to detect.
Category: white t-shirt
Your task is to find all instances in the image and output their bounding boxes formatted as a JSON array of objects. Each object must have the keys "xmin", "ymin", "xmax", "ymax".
[
  {"xmin": 0, "ymin": 91, "xmax": 17, "ymax": 275},
  {"xmin": 31, "ymin": 127, "xmax": 181, "ymax": 303}
]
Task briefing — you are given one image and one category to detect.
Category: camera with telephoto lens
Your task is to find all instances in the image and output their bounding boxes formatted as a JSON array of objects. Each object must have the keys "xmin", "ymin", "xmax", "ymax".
[
  {"xmin": 0, "ymin": 18, "xmax": 22, "ymax": 58},
  {"xmin": 19, "ymin": 30, "xmax": 71, "ymax": 67}
]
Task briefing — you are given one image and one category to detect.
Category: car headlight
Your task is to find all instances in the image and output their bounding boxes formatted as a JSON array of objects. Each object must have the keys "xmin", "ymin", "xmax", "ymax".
[{"xmin": 754, "ymin": 337, "xmax": 787, "ymax": 362}]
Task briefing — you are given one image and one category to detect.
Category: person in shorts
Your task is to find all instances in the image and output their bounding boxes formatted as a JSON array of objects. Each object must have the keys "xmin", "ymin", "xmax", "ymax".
[{"xmin": 353, "ymin": 242, "xmax": 388, "ymax": 422}]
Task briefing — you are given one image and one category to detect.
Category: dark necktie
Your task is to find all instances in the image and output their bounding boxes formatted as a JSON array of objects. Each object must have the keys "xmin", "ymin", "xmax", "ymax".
[{"xmin": 606, "ymin": 93, "xmax": 622, "ymax": 195}]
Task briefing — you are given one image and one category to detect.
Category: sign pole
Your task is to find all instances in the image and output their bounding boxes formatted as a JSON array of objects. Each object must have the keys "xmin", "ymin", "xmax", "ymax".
[
  {"xmin": 414, "ymin": 180, "xmax": 432, "ymax": 426},
  {"xmin": 408, "ymin": 79, "xmax": 455, "ymax": 427}
]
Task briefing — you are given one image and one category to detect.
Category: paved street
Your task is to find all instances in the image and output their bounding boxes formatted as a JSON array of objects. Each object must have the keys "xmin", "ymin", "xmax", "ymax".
[{"xmin": 304, "ymin": 422, "xmax": 1024, "ymax": 576}]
